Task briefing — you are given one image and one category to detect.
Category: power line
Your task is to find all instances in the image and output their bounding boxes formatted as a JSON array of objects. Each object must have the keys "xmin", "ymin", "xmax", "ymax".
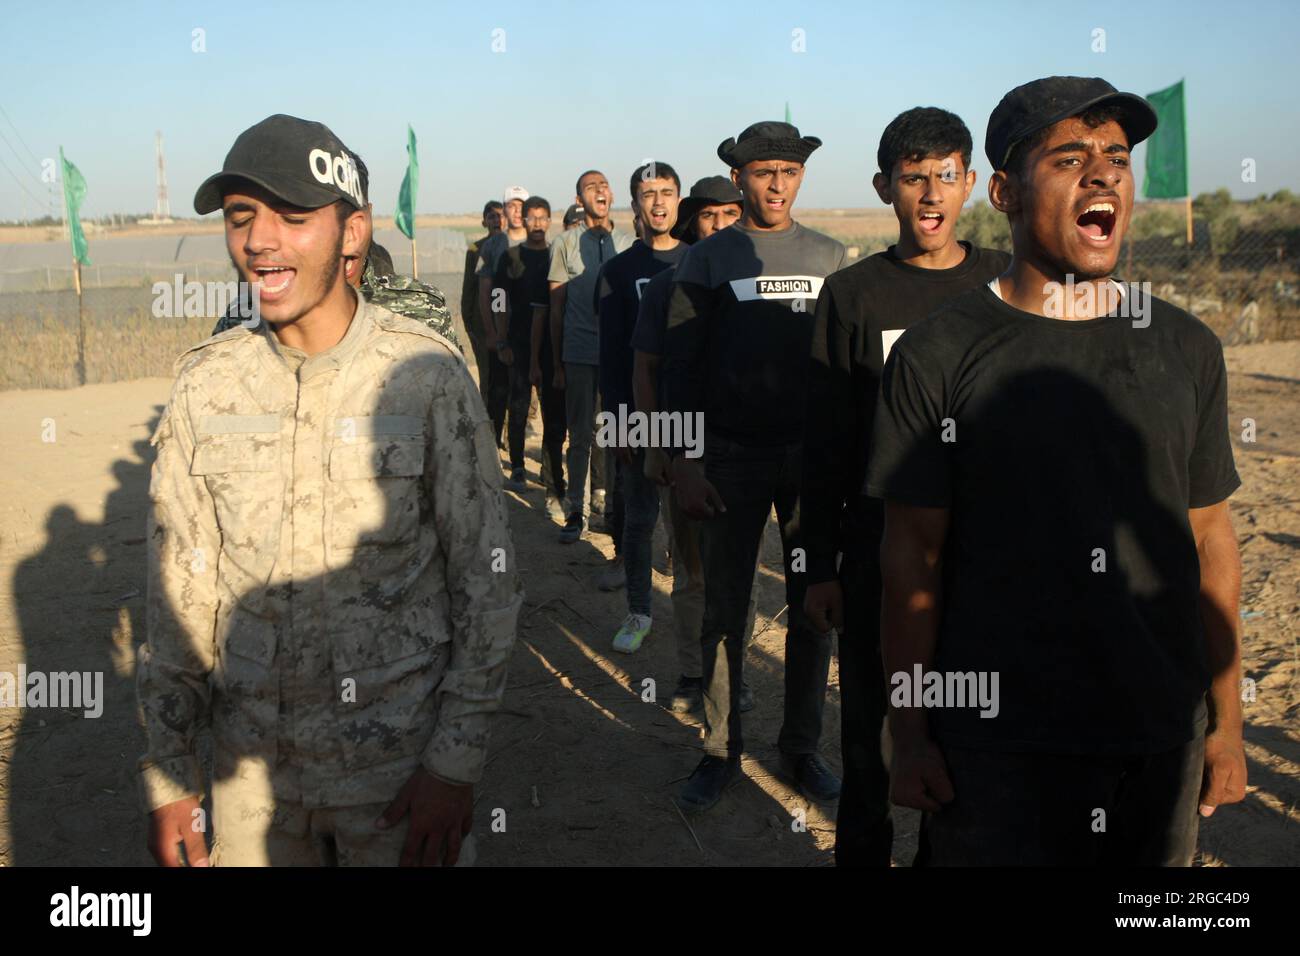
[
  {"xmin": 0, "ymin": 125, "xmax": 45, "ymax": 187},
  {"xmin": 0, "ymin": 148, "xmax": 48, "ymax": 209},
  {"xmin": 0, "ymin": 102, "xmax": 44, "ymax": 169}
]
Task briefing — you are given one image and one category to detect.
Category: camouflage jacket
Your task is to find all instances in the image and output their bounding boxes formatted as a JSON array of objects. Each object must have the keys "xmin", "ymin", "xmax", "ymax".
[
  {"xmin": 139, "ymin": 298, "xmax": 521, "ymax": 812},
  {"xmin": 210, "ymin": 256, "xmax": 459, "ymax": 348}
]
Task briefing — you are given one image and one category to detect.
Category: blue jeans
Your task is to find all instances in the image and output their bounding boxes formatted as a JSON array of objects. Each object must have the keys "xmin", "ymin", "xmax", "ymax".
[{"xmin": 620, "ymin": 449, "xmax": 661, "ymax": 616}]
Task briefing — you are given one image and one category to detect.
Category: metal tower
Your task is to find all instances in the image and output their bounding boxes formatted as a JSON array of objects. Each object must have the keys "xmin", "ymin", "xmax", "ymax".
[{"xmin": 154, "ymin": 131, "xmax": 170, "ymax": 220}]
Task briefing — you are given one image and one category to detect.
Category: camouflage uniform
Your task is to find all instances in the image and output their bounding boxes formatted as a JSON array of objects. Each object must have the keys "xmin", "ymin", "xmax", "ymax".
[
  {"xmin": 209, "ymin": 253, "xmax": 459, "ymax": 347},
  {"xmin": 139, "ymin": 295, "xmax": 521, "ymax": 866}
]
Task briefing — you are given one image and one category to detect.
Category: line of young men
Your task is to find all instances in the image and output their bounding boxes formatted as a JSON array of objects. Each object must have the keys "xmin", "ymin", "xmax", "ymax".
[{"xmin": 550, "ymin": 75, "xmax": 1244, "ymax": 868}]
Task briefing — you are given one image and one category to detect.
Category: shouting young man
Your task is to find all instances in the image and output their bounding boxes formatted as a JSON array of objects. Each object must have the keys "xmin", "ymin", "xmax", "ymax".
[
  {"xmin": 138, "ymin": 115, "xmax": 522, "ymax": 867},
  {"xmin": 596, "ymin": 161, "xmax": 685, "ymax": 648},
  {"xmin": 664, "ymin": 122, "xmax": 848, "ymax": 812},
  {"xmin": 867, "ymin": 77, "xmax": 1246, "ymax": 865},
  {"xmin": 801, "ymin": 107, "xmax": 1010, "ymax": 866}
]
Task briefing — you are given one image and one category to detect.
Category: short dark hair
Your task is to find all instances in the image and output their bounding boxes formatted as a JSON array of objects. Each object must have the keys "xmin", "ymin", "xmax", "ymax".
[
  {"xmin": 575, "ymin": 169, "xmax": 604, "ymax": 196},
  {"xmin": 877, "ymin": 107, "xmax": 973, "ymax": 177},
  {"xmin": 1004, "ymin": 104, "xmax": 1128, "ymax": 177},
  {"xmin": 522, "ymin": 196, "xmax": 551, "ymax": 218},
  {"xmin": 482, "ymin": 200, "xmax": 503, "ymax": 217},
  {"xmin": 628, "ymin": 161, "xmax": 681, "ymax": 200}
]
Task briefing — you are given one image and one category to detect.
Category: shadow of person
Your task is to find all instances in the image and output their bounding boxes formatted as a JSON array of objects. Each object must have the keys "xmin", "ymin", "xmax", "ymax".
[
  {"xmin": 878, "ymin": 365, "xmax": 1249, "ymax": 866},
  {"xmin": 8, "ymin": 417, "xmax": 158, "ymax": 866}
]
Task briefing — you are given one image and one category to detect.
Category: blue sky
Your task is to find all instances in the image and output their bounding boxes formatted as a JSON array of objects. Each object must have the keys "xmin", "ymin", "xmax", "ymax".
[{"xmin": 0, "ymin": 0, "xmax": 1296, "ymax": 221}]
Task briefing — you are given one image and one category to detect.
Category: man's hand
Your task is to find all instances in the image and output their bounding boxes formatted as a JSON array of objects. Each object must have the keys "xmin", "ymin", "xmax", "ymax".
[
  {"xmin": 552, "ymin": 365, "xmax": 566, "ymax": 390},
  {"xmin": 148, "ymin": 796, "xmax": 209, "ymax": 867},
  {"xmin": 1199, "ymin": 729, "xmax": 1247, "ymax": 817},
  {"xmin": 530, "ymin": 360, "xmax": 543, "ymax": 387},
  {"xmin": 378, "ymin": 767, "xmax": 473, "ymax": 866},
  {"xmin": 889, "ymin": 735, "xmax": 955, "ymax": 813},
  {"xmin": 644, "ymin": 447, "xmax": 671, "ymax": 486},
  {"xmin": 671, "ymin": 457, "xmax": 725, "ymax": 519},
  {"xmin": 804, "ymin": 579, "xmax": 844, "ymax": 634},
  {"xmin": 499, "ymin": 345, "xmax": 514, "ymax": 367}
]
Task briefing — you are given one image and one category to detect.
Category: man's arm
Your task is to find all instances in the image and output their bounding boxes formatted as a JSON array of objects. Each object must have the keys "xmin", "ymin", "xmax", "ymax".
[
  {"xmin": 880, "ymin": 500, "xmax": 954, "ymax": 812},
  {"xmin": 1189, "ymin": 500, "xmax": 1246, "ymax": 816},
  {"xmin": 548, "ymin": 281, "xmax": 567, "ymax": 381},
  {"xmin": 421, "ymin": 359, "xmax": 524, "ymax": 786},
  {"xmin": 529, "ymin": 303, "xmax": 548, "ymax": 382},
  {"xmin": 633, "ymin": 351, "xmax": 659, "ymax": 417},
  {"xmin": 138, "ymin": 377, "xmax": 220, "ymax": 865}
]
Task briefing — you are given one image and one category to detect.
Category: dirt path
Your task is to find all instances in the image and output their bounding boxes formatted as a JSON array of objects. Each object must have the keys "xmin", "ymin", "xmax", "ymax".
[{"xmin": 0, "ymin": 344, "xmax": 1296, "ymax": 865}]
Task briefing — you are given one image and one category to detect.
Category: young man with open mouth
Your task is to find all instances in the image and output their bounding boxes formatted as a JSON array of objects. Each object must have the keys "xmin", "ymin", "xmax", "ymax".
[
  {"xmin": 664, "ymin": 122, "xmax": 848, "ymax": 812},
  {"xmin": 138, "ymin": 114, "xmax": 521, "ymax": 867},
  {"xmin": 867, "ymin": 77, "xmax": 1246, "ymax": 865},
  {"xmin": 802, "ymin": 107, "xmax": 1011, "ymax": 867},
  {"xmin": 548, "ymin": 171, "xmax": 634, "ymax": 544}
]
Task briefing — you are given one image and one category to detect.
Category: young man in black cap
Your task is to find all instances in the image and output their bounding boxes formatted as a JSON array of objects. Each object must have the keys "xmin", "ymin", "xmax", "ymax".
[
  {"xmin": 801, "ymin": 107, "xmax": 1010, "ymax": 866},
  {"xmin": 138, "ymin": 114, "xmax": 521, "ymax": 867},
  {"xmin": 664, "ymin": 122, "xmax": 848, "ymax": 811},
  {"xmin": 632, "ymin": 176, "xmax": 753, "ymax": 713},
  {"xmin": 594, "ymin": 161, "xmax": 685, "ymax": 645},
  {"xmin": 867, "ymin": 77, "xmax": 1246, "ymax": 865},
  {"xmin": 493, "ymin": 196, "xmax": 554, "ymax": 493}
]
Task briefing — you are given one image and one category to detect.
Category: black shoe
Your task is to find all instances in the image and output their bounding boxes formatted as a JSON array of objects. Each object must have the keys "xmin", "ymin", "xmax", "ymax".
[
  {"xmin": 738, "ymin": 680, "xmax": 754, "ymax": 713},
  {"xmin": 674, "ymin": 755, "xmax": 741, "ymax": 813},
  {"xmin": 778, "ymin": 752, "xmax": 842, "ymax": 803},
  {"xmin": 670, "ymin": 676, "xmax": 703, "ymax": 714},
  {"xmin": 558, "ymin": 513, "xmax": 584, "ymax": 544}
]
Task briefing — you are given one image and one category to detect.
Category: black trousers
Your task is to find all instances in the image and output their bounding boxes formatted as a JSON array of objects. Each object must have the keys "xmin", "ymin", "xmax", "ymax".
[
  {"xmin": 834, "ymin": 553, "xmax": 893, "ymax": 866},
  {"xmin": 536, "ymin": 339, "xmax": 566, "ymax": 500},
  {"xmin": 915, "ymin": 735, "xmax": 1206, "ymax": 866},
  {"xmin": 698, "ymin": 434, "xmax": 832, "ymax": 758}
]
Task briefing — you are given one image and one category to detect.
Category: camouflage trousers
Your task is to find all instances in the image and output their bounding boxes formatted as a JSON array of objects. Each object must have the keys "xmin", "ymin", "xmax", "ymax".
[{"xmin": 209, "ymin": 758, "xmax": 477, "ymax": 867}]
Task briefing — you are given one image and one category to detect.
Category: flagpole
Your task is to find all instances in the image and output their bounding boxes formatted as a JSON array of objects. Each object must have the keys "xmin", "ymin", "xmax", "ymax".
[
  {"xmin": 1185, "ymin": 196, "xmax": 1193, "ymax": 246},
  {"xmin": 410, "ymin": 231, "xmax": 419, "ymax": 281},
  {"xmin": 73, "ymin": 258, "xmax": 86, "ymax": 386}
]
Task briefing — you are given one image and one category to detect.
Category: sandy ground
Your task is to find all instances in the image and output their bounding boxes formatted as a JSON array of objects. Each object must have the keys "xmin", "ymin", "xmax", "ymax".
[{"xmin": 0, "ymin": 343, "xmax": 1296, "ymax": 866}]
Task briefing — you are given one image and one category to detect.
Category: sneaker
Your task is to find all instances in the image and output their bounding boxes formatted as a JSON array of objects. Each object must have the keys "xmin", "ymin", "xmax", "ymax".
[
  {"xmin": 587, "ymin": 511, "xmax": 608, "ymax": 534},
  {"xmin": 611, "ymin": 613, "xmax": 652, "ymax": 653},
  {"xmin": 670, "ymin": 676, "xmax": 703, "ymax": 714},
  {"xmin": 543, "ymin": 496, "xmax": 565, "ymax": 523},
  {"xmin": 597, "ymin": 556, "xmax": 625, "ymax": 591},
  {"xmin": 558, "ymin": 513, "xmax": 584, "ymax": 544},
  {"xmin": 590, "ymin": 489, "xmax": 607, "ymax": 515},
  {"xmin": 778, "ymin": 752, "xmax": 842, "ymax": 803},
  {"xmin": 739, "ymin": 680, "xmax": 755, "ymax": 713},
  {"xmin": 674, "ymin": 755, "xmax": 741, "ymax": 813},
  {"xmin": 504, "ymin": 468, "xmax": 528, "ymax": 493}
]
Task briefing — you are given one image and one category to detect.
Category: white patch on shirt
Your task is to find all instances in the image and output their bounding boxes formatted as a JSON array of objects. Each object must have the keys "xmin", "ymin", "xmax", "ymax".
[
  {"xmin": 881, "ymin": 328, "xmax": 906, "ymax": 364},
  {"xmin": 728, "ymin": 275, "xmax": 824, "ymax": 301},
  {"xmin": 635, "ymin": 277, "xmax": 650, "ymax": 300}
]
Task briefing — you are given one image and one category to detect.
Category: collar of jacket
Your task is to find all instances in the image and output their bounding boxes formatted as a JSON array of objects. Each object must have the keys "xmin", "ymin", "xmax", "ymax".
[{"xmin": 253, "ymin": 289, "xmax": 372, "ymax": 381}]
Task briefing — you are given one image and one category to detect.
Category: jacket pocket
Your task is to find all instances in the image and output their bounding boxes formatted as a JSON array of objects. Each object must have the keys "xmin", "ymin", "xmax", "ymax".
[
  {"xmin": 191, "ymin": 431, "xmax": 283, "ymax": 594},
  {"xmin": 210, "ymin": 598, "xmax": 279, "ymax": 765},
  {"xmin": 332, "ymin": 602, "xmax": 450, "ymax": 770},
  {"xmin": 327, "ymin": 421, "xmax": 425, "ymax": 552}
]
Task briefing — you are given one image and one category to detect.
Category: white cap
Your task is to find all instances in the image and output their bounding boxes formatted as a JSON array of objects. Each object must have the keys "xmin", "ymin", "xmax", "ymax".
[{"xmin": 503, "ymin": 186, "xmax": 529, "ymax": 204}]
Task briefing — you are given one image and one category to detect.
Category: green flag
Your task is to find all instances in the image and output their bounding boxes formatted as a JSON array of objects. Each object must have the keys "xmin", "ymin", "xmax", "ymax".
[
  {"xmin": 394, "ymin": 125, "xmax": 419, "ymax": 240},
  {"xmin": 1144, "ymin": 80, "xmax": 1187, "ymax": 199},
  {"xmin": 59, "ymin": 147, "xmax": 90, "ymax": 265}
]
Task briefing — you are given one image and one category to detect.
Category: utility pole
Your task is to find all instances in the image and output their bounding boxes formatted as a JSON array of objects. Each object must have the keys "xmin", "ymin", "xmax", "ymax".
[{"xmin": 154, "ymin": 130, "xmax": 170, "ymax": 221}]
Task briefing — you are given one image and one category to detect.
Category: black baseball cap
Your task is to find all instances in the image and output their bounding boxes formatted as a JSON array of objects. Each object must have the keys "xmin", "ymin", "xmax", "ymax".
[
  {"xmin": 986, "ymin": 76, "xmax": 1158, "ymax": 172},
  {"xmin": 563, "ymin": 203, "xmax": 586, "ymax": 226},
  {"xmin": 194, "ymin": 114, "xmax": 367, "ymax": 215},
  {"xmin": 671, "ymin": 176, "xmax": 743, "ymax": 240},
  {"xmin": 718, "ymin": 121, "xmax": 822, "ymax": 169}
]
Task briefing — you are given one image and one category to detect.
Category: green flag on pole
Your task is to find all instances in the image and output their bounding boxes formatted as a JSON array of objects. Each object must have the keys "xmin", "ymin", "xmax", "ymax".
[
  {"xmin": 394, "ymin": 125, "xmax": 419, "ymax": 240},
  {"xmin": 1143, "ymin": 80, "xmax": 1188, "ymax": 199},
  {"xmin": 59, "ymin": 147, "xmax": 90, "ymax": 265}
]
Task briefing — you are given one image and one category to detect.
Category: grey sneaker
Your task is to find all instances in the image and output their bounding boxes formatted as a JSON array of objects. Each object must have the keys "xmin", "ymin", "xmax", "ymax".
[
  {"xmin": 543, "ymin": 496, "xmax": 565, "ymax": 523},
  {"xmin": 597, "ymin": 556, "xmax": 625, "ymax": 591}
]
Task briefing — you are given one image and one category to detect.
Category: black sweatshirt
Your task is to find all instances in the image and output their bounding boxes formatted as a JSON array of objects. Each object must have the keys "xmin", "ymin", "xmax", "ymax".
[
  {"xmin": 662, "ymin": 221, "xmax": 847, "ymax": 448},
  {"xmin": 801, "ymin": 242, "xmax": 1010, "ymax": 582}
]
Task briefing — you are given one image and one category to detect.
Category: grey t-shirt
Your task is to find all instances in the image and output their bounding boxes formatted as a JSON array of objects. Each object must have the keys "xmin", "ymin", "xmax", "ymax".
[{"xmin": 547, "ymin": 224, "xmax": 633, "ymax": 365}]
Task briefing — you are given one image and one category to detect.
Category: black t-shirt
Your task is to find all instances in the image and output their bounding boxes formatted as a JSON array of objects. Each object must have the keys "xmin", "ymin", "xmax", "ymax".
[
  {"xmin": 802, "ymin": 243, "xmax": 1010, "ymax": 581},
  {"xmin": 597, "ymin": 241, "xmax": 686, "ymax": 414},
  {"xmin": 493, "ymin": 244, "xmax": 550, "ymax": 349},
  {"xmin": 866, "ymin": 285, "xmax": 1240, "ymax": 755}
]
